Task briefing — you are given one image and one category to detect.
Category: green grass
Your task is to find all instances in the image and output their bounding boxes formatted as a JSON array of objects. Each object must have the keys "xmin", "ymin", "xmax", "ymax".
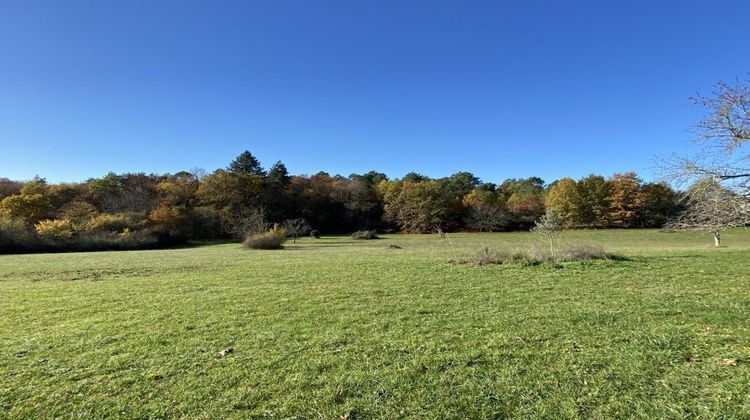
[{"xmin": 1, "ymin": 230, "xmax": 749, "ymax": 418}]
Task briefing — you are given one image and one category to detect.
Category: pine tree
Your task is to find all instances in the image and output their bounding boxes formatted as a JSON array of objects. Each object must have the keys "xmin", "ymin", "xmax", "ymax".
[
  {"xmin": 267, "ymin": 160, "xmax": 291, "ymax": 185},
  {"xmin": 227, "ymin": 151, "xmax": 265, "ymax": 176}
]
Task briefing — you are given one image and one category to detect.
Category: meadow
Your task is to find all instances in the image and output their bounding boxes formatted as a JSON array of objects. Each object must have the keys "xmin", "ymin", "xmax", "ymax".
[{"xmin": 1, "ymin": 230, "xmax": 749, "ymax": 418}]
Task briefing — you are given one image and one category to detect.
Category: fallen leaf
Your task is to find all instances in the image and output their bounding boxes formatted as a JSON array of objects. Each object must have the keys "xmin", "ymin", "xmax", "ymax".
[{"xmin": 721, "ymin": 358, "xmax": 738, "ymax": 366}]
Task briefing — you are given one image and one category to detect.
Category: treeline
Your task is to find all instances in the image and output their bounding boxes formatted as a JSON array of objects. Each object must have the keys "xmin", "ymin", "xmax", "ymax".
[{"xmin": 0, "ymin": 150, "xmax": 681, "ymax": 253}]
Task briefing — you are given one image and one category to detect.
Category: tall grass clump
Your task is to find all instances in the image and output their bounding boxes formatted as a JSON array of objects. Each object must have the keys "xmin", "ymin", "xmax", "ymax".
[
  {"xmin": 351, "ymin": 230, "xmax": 379, "ymax": 240},
  {"xmin": 452, "ymin": 244, "xmax": 621, "ymax": 267},
  {"xmin": 243, "ymin": 225, "xmax": 287, "ymax": 250}
]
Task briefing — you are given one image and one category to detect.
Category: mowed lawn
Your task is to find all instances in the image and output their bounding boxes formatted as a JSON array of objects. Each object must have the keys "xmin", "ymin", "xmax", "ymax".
[{"xmin": 1, "ymin": 230, "xmax": 749, "ymax": 418}]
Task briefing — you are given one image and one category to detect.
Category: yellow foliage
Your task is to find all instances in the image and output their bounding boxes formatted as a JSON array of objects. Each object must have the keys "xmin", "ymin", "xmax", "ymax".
[{"xmin": 35, "ymin": 219, "xmax": 74, "ymax": 240}]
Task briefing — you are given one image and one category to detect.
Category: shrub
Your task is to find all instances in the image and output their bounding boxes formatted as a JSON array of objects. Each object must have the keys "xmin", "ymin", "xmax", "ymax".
[
  {"xmin": 0, "ymin": 215, "xmax": 35, "ymax": 251},
  {"xmin": 351, "ymin": 230, "xmax": 379, "ymax": 240},
  {"xmin": 83, "ymin": 213, "xmax": 141, "ymax": 234},
  {"xmin": 243, "ymin": 227, "xmax": 287, "ymax": 250},
  {"xmin": 310, "ymin": 230, "xmax": 321, "ymax": 239},
  {"xmin": 35, "ymin": 219, "xmax": 74, "ymax": 241},
  {"xmin": 58, "ymin": 200, "xmax": 98, "ymax": 227}
]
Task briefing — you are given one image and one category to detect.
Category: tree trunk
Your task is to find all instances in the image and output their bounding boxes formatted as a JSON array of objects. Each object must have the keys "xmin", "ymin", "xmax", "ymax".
[
  {"xmin": 714, "ymin": 231, "xmax": 721, "ymax": 247},
  {"xmin": 549, "ymin": 237, "xmax": 555, "ymax": 258}
]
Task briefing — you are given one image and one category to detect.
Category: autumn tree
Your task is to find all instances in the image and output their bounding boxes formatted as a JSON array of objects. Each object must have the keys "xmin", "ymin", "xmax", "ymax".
[
  {"xmin": 577, "ymin": 174, "xmax": 610, "ymax": 227},
  {"xmin": 383, "ymin": 180, "xmax": 452, "ymax": 233},
  {"xmin": 544, "ymin": 178, "xmax": 581, "ymax": 227},
  {"xmin": 606, "ymin": 172, "xmax": 644, "ymax": 227},
  {"xmin": 0, "ymin": 178, "xmax": 22, "ymax": 200},
  {"xmin": 0, "ymin": 194, "xmax": 53, "ymax": 224},
  {"xmin": 157, "ymin": 171, "xmax": 200, "ymax": 206},
  {"xmin": 462, "ymin": 189, "xmax": 507, "ymax": 231},
  {"xmin": 0, "ymin": 177, "xmax": 53, "ymax": 224}
]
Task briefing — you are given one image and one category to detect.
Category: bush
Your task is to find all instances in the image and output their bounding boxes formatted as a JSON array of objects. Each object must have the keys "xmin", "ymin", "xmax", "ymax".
[
  {"xmin": 310, "ymin": 229, "xmax": 321, "ymax": 239},
  {"xmin": 58, "ymin": 200, "xmax": 98, "ymax": 227},
  {"xmin": 35, "ymin": 219, "xmax": 74, "ymax": 241},
  {"xmin": 243, "ymin": 228, "xmax": 287, "ymax": 250},
  {"xmin": 0, "ymin": 215, "xmax": 35, "ymax": 251},
  {"xmin": 83, "ymin": 213, "xmax": 142, "ymax": 234},
  {"xmin": 351, "ymin": 230, "xmax": 379, "ymax": 240}
]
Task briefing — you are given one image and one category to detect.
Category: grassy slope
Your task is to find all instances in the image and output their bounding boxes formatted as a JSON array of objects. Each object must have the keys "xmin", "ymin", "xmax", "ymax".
[{"xmin": 0, "ymin": 230, "xmax": 749, "ymax": 418}]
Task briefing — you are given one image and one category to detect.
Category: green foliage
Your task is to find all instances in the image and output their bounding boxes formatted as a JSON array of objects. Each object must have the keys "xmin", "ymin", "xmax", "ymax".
[
  {"xmin": 227, "ymin": 150, "xmax": 265, "ymax": 176},
  {"xmin": 266, "ymin": 160, "xmax": 291, "ymax": 185}
]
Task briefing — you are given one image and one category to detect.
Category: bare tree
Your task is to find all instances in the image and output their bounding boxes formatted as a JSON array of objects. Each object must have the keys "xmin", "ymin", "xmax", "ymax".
[
  {"xmin": 661, "ymin": 76, "xmax": 750, "ymax": 244},
  {"xmin": 464, "ymin": 203, "xmax": 507, "ymax": 232},
  {"xmin": 281, "ymin": 218, "xmax": 311, "ymax": 243},
  {"xmin": 667, "ymin": 179, "xmax": 750, "ymax": 246},
  {"xmin": 224, "ymin": 206, "xmax": 269, "ymax": 238},
  {"xmin": 532, "ymin": 211, "xmax": 563, "ymax": 258},
  {"xmin": 662, "ymin": 77, "xmax": 750, "ymax": 196}
]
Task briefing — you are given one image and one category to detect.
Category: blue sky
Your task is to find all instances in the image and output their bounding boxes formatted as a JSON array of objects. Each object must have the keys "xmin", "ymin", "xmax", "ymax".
[{"xmin": 1, "ymin": 1, "xmax": 749, "ymax": 184}]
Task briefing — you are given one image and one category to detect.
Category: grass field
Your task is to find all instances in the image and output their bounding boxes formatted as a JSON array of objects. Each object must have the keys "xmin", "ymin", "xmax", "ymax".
[{"xmin": 1, "ymin": 230, "xmax": 749, "ymax": 418}]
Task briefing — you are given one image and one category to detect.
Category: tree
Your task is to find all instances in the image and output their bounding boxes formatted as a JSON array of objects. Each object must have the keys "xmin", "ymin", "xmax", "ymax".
[
  {"xmin": 577, "ymin": 174, "xmax": 610, "ymax": 227},
  {"xmin": 267, "ymin": 160, "xmax": 291, "ymax": 185},
  {"xmin": 384, "ymin": 180, "xmax": 452, "ymax": 233},
  {"xmin": 532, "ymin": 211, "xmax": 564, "ymax": 258},
  {"xmin": 506, "ymin": 192, "xmax": 545, "ymax": 228},
  {"xmin": 663, "ymin": 77, "xmax": 750, "ymax": 196},
  {"xmin": 0, "ymin": 178, "xmax": 22, "ymax": 200},
  {"xmin": 281, "ymin": 218, "xmax": 311, "ymax": 243},
  {"xmin": 606, "ymin": 172, "xmax": 644, "ymax": 227},
  {"xmin": 462, "ymin": 189, "xmax": 506, "ymax": 231},
  {"xmin": 157, "ymin": 172, "xmax": 200, "ymax": 206},
  {"xmin": 228, "ymin": 150, "xmax": 265, "ymax": 176},
  {"xmin": 545, "ymin": 178, "xmax": 581, "ymax": 227},
  {"xmin": 0, "ymin": 194, "xmax": 53, "ymax": 224},
  {"xmin": 402, "ymin": 172, "xmax": 429, "ymax": 183},
  {"xmin": 638, "ymin": 182, "xmax": 679, "ymax": 228},
  {"xmin": 0, "ymin": 178, "xmax": 53, "ymax": 224},
  {"xmin": 667, "ymin": 178, "xmax": 749, "ymax": 246}
]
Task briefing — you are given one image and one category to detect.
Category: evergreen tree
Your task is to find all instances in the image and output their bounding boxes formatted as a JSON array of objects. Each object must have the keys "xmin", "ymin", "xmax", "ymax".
[
  {"xmin": 267, "ymin": 160, "xmax": 291, "ymax": 185},
  {"xmin": 227, "ymin": 150, "xmax": 265, "ymax": 176}
]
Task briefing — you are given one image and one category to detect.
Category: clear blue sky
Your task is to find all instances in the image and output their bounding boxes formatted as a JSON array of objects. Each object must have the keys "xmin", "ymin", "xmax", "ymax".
[{"xmin": 1, "ymin": 1, "xmax": 749, "ymax": 184}]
